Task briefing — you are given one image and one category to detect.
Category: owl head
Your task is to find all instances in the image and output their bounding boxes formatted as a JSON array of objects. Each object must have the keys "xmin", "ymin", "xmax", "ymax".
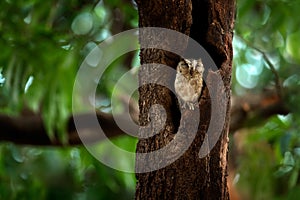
[
  {"xmin": 177, "ymin": 60, "xmax": 189, "ymax": 76},
  {"xmin": 184, "ymin": 58, "xmax": 204, "ymax": 74}
]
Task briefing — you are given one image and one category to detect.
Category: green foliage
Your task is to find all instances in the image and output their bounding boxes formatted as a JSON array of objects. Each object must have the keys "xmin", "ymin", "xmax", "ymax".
[
  {"xmin": 0, "ymin": 0, "xmax": 138, "ymax": 199},
  {"xmin": 1, "ymin": 0, "xmax": 300, "ymax": 199},
  {"xmin": 234, "ymin": 0, "xmax": 300, "ymax": 199},
  {"xmin": 234, "ymin": 0, "xmax": 300, "ymax": 93},
  {"xmin": 0, "ymin": 0, "xmax": 138, "ymax": 140},
  {"xmin": 0, "ymin": 143, "xmax": 135, "ymax": 199}
]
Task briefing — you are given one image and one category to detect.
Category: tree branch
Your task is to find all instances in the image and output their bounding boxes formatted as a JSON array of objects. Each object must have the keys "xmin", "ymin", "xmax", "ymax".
[
  {"xmin": 0, "ymin": 90, "xmax": 289, "ymax": 146},
  {"xmin": 0, "ymin": 111, "xmax": 137, "ymax": 146},
  {"xmin": 230, "ymin": 90, "xmax": 289, "ymax": 132}
]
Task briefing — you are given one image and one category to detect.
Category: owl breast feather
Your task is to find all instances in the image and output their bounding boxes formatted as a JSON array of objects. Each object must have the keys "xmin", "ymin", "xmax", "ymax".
[{"xmin": 175, "ymin": 74, "xmax": 199, "ymax": 103}]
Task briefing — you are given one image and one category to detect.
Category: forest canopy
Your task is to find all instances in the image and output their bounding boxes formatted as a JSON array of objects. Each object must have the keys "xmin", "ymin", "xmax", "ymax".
[{"xmin": 0, "ymin": 0, "xmax": 300, "ymax": 199}]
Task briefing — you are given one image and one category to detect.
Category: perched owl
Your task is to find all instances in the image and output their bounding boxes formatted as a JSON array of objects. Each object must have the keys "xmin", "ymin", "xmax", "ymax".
[{"xmin": 174, "ymin": 58, "xmax": 204, "ymax": 110}]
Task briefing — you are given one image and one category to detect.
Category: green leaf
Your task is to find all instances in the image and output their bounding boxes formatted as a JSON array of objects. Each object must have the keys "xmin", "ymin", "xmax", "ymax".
[
  {"xmin": 71, "ymin": 12, "xmax": 94, "ymax": 35},
  {"xmin": 289, "ymin": 169, "xmax": 298, "ymax": 189},
  {"xmin": 283, "ymin": 151, "xmax": 295, "ymax": 167},
  {"xmin": 286, "ymin": 31, "xmax": 300, "ymax": 63}
]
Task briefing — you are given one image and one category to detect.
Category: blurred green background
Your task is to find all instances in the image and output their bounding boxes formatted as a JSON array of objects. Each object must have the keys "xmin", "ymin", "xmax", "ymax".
[
  {"xmin": 0, "ymin": 0, "xmax": 138, "ymax": 199},
  {"xmin": 0, "ymin": 0, "xmax": 300, "ymax": 199}
]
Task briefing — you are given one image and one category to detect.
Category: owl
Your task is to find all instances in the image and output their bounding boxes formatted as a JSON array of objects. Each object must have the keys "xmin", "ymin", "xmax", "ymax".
[{"xmin": 174, "ymin": 58, "xmax": 204, "ymax": 110}]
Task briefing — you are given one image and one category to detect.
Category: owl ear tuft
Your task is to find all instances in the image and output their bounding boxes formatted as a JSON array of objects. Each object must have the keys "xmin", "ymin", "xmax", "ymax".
[{"xmin": 183, "ymin": 58, "xmax": 190, "ymax": 65}]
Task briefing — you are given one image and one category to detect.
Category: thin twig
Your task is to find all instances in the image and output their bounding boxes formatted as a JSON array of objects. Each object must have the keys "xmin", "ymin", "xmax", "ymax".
[{"xmin": 236, "ymin": 35, "xmax": 283, "ymax": 99}]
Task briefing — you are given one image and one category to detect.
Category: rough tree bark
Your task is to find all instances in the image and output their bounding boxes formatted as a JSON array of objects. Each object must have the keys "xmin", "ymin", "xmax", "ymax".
[{"xmin": 135, "ymin": 0, "xmax": 235, "ymax": 199}]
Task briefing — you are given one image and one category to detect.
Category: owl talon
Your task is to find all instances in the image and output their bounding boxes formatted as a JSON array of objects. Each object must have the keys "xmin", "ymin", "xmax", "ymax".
[
  {"xmin": 188, "ymin": 103, "xmax": 194, "ymax": 110},
  {"xmin": 179, "ymin": 101, "xmax": 195, "ymax": 110}
]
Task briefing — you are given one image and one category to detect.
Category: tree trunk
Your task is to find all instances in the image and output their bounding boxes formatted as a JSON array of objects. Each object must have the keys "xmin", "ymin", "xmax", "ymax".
[{"xmin": 135, "ymin": 0, "xmax": 235, "ymax": 199}]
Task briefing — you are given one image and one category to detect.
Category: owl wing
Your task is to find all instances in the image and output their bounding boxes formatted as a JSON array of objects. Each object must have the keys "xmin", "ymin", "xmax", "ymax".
[{"xmin": 189, "ymin": 70, "xmax": 203, "ymax": 100}]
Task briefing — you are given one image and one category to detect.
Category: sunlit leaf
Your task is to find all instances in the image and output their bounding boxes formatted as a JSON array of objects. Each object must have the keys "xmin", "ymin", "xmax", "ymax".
[
  {"xmin": 286, "ymin": 31, "xmax": 300, "ymax": 63},
  {"xmin": 283, "ymin": 152, "xmax": 295, "ymax": 167},
  {"xmin": 71, "ymin": 12, "xmax": 94, "ymax": 35}
]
